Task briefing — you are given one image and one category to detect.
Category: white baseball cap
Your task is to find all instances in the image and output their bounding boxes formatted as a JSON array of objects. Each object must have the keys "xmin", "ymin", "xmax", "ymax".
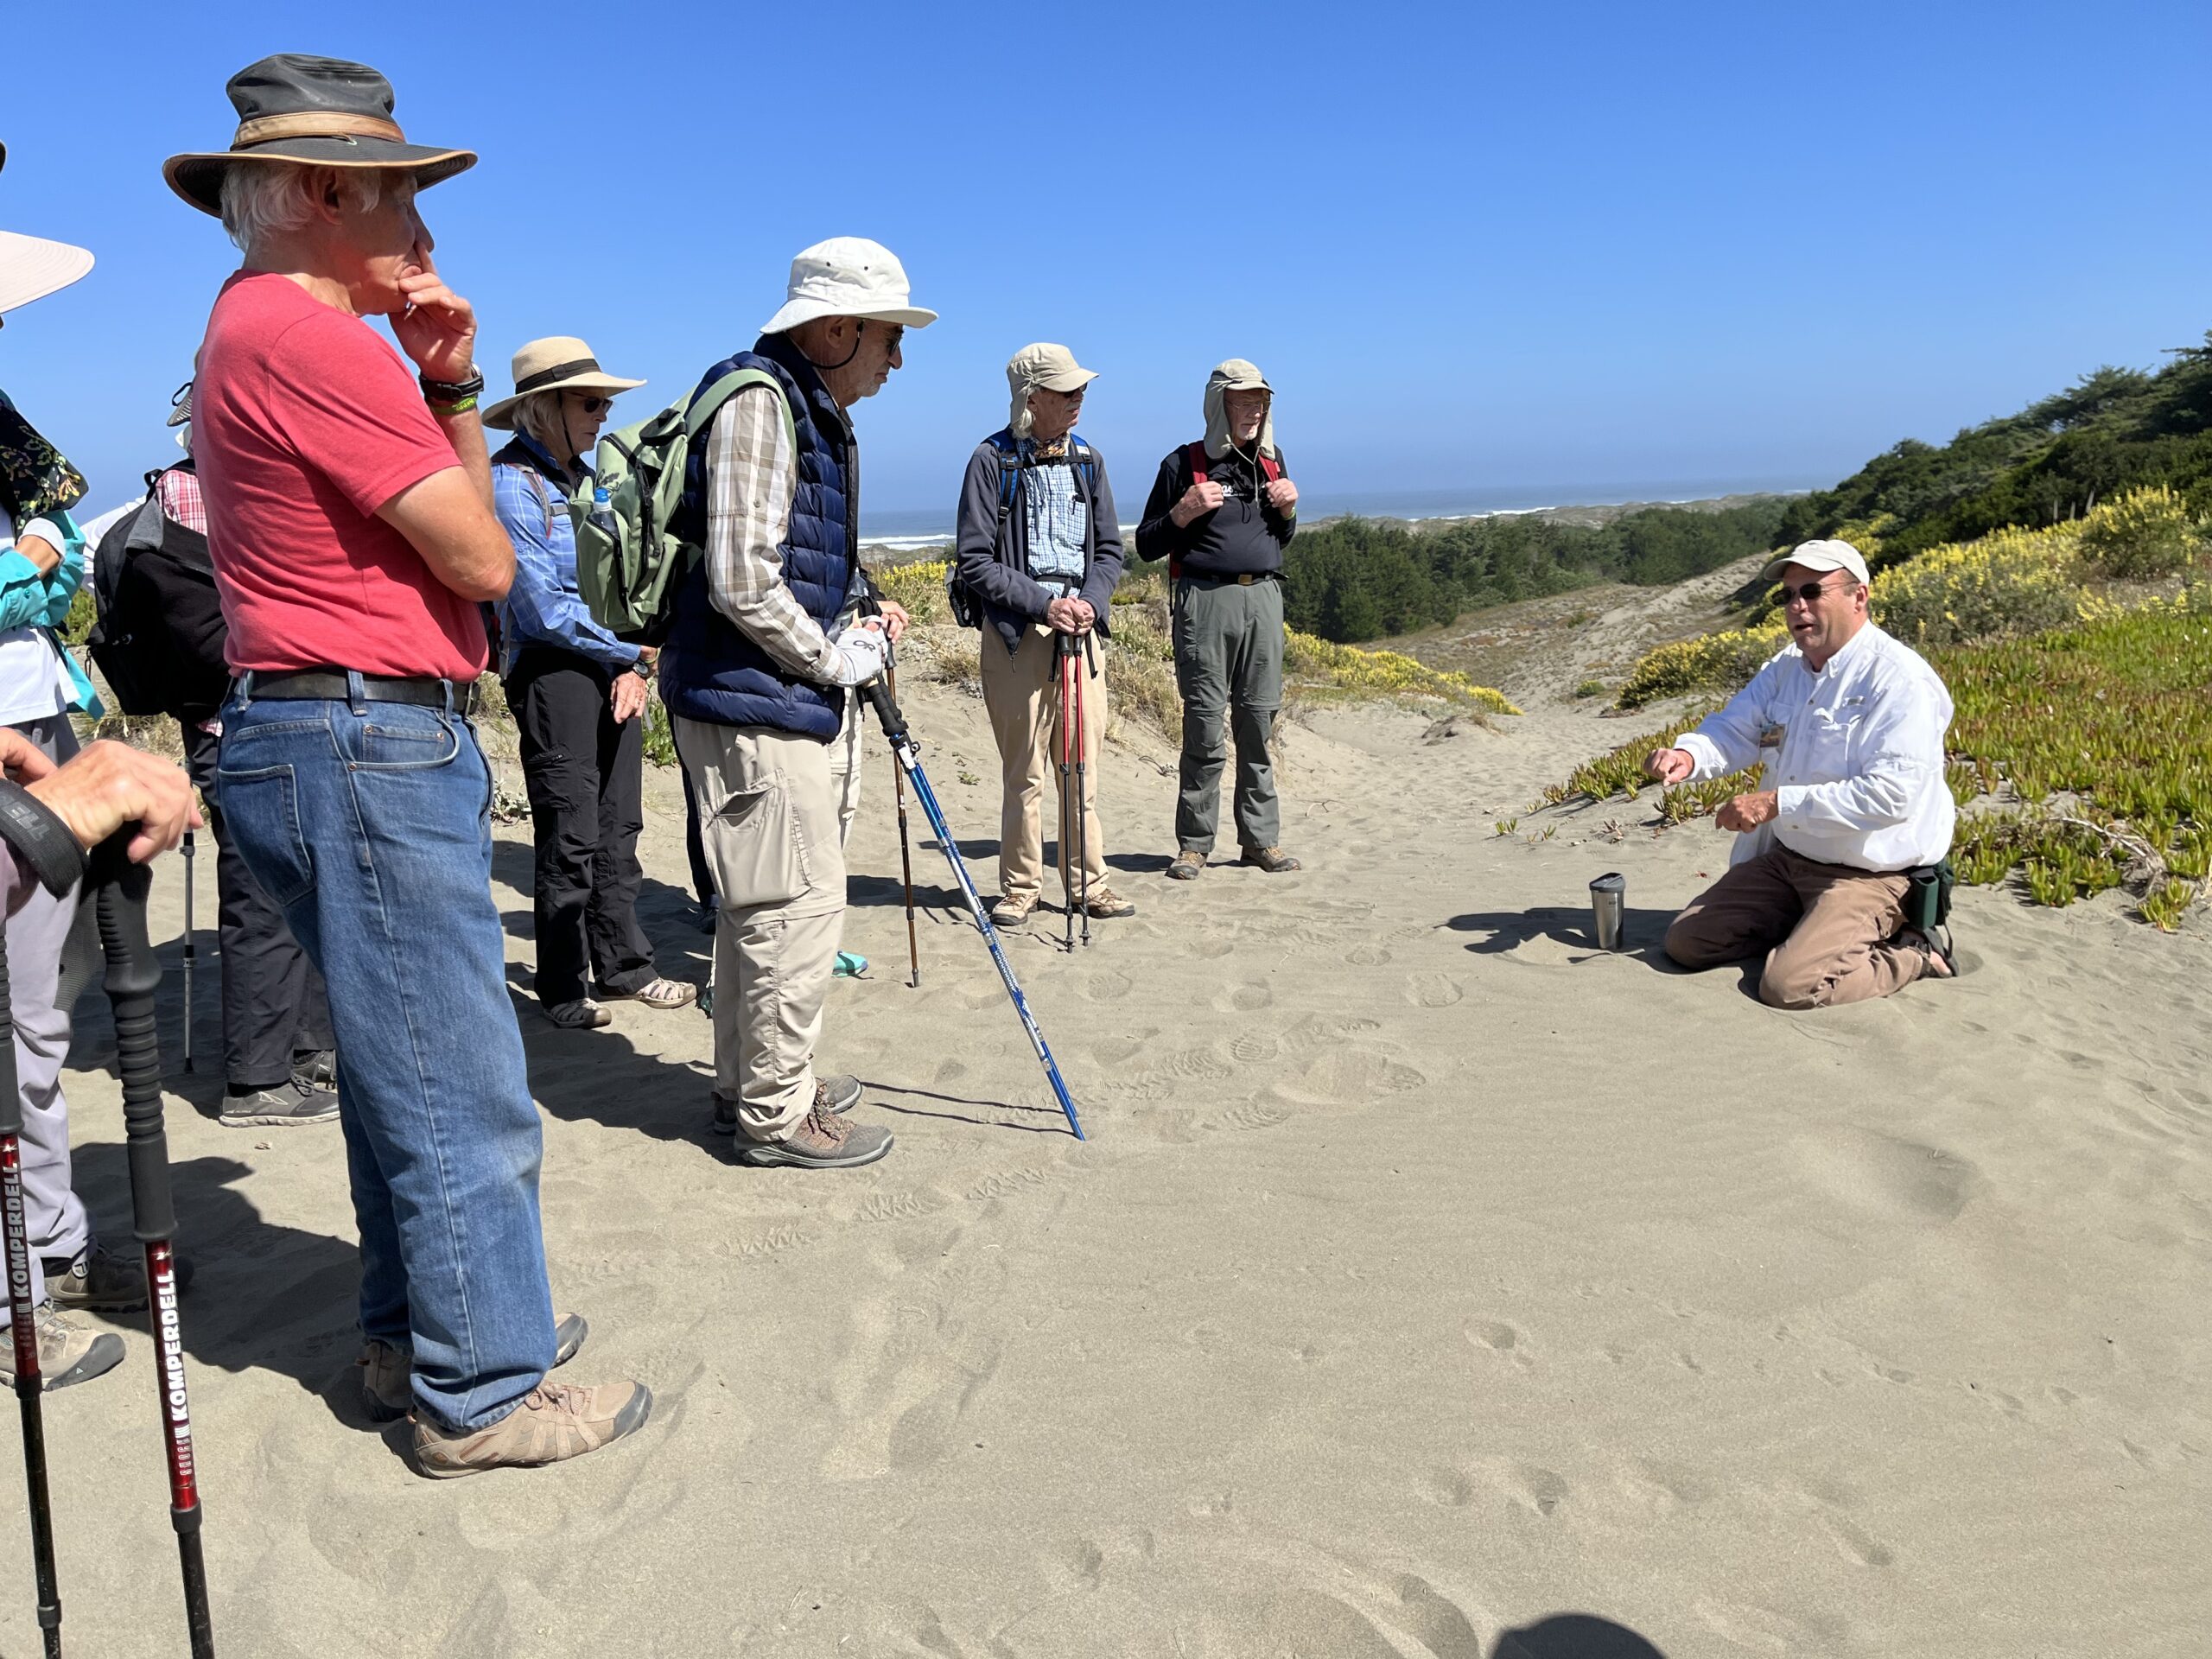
[
  {"xmin": 1762, "ymin": 537, "xmax": 1870, "ymax": 586},
  {"xmin": 759, "ymin": 237, "xmax": 938, "ymax": 336}
]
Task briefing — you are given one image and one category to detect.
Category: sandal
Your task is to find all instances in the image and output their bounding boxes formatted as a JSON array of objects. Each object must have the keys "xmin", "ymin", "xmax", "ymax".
[
  {"xmin": 604, "ymin": 977, "xmax": 697, "ymax": 1010},
  {"xmin": 1898, "ymin": 924, "xmax": 1955, "ymax": 980}
]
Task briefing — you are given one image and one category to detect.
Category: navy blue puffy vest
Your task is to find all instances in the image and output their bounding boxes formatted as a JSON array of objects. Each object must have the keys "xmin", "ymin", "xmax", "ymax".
[{"xmin": 661, "ymin": 334, "xmax": 855, "ymax": 738}]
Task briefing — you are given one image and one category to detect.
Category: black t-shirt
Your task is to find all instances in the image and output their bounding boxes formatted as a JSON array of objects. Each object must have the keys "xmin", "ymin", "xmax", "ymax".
[{"xmin": 1135, "ymin": 443, "xmax": 1295, "ymax": 576}]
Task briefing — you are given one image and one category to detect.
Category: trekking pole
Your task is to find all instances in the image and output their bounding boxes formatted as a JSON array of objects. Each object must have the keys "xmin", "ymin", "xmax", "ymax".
[
  {"xmin": 1055, "ymin": 633, "xmax": 1076, "ymax": 953},
  {"xmin": 861, "ymin": 678, "xmax": 1084, "ymax": 1140},
  {"xmin": 180, "ymin": 830, "xmax": 194, "ymax": 1073},
  {"xmin": 91, "ymin": 846, "xmax": 214, "ymax": 1659},
  {"xmin": 885, "ymin": 652, "xmax": 921, "ymax": 989},
  {"xmin": 0, "ymin": 896, "xmax": 64, "ymax": 1656},
  {"xmin": 1074, "ymin": 632, "xmax": 1092, "ymax": 949}
]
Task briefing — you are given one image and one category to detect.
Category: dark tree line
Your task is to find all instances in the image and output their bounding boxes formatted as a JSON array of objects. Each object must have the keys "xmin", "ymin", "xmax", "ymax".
[
  {"xmin": 1778, "ymin": 333, "xmax": 2212, "ymax": 565},
  {"xmin": 1282, "ymin": 499, "xmax": 1791, "ymax": 643}
]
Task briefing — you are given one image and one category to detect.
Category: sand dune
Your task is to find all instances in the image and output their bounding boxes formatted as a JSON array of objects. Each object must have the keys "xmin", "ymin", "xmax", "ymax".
[{"xmin": 0, "ymin": 669, "xmax": 2205, "ymax": 1657}]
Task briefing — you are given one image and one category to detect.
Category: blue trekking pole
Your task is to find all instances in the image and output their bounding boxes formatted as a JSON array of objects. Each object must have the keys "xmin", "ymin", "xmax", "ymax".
[{"xmin": 861, "ymin": 679, "xmax": 1084, "ymax": 1140}]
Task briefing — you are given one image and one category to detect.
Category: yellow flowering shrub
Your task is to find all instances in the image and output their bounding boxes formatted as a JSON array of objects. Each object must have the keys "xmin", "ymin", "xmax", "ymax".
[{"xmin": 1285, "ymin": 631, "xmax": 1522, "ymax": 715}]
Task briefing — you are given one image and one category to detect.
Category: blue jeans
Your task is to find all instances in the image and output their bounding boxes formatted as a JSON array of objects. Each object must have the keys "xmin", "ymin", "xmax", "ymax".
[{"xmin": 217, "ymin": 677, "xmax": 555, "ymax": 1430}]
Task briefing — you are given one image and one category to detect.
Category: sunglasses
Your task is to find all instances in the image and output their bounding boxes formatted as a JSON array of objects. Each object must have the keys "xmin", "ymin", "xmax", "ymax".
[
  {"xmin": 569, "ymin": 393, "xmax": 614, "ymax": 415},
  {"xmin": 1781, "ymin": 577, "xmax": 1855, "ymax": 604}
]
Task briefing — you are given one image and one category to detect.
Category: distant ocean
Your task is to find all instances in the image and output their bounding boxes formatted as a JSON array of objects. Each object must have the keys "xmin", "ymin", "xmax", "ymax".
[{"xmin": 856, "ymin": 474, "xmax": 1819, "ymax": 550}]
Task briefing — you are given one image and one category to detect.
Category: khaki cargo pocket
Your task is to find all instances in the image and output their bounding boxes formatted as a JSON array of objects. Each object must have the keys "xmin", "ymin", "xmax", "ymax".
[{"xmin": 707, "ymin": 776, "xmax": 810, "ymax": 909}]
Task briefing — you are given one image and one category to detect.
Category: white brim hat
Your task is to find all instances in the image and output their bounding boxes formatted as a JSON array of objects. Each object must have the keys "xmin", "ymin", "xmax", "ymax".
[
  {"xmin": 759, "ymin": 236, "xmax": 937, "ymax": 336},
  {"xmin": 1762, "ymin": 538, "xmax": 1870, "ymax": 586},
  {"xmin": 0, "ymin": 230, "xmax": 94, "ymax": 317}
]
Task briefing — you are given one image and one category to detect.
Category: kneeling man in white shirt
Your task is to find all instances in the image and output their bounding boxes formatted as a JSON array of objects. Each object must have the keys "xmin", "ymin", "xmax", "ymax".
[{"xmin": 1645, "ymin": 539, "xmax": 1955, "ymax": 1008}]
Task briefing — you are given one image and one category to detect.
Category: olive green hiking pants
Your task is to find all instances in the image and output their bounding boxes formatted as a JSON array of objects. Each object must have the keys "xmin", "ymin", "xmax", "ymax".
[{"xmin": 1172, "ymin": 575, "xmax": 1284, "ymax": 854}]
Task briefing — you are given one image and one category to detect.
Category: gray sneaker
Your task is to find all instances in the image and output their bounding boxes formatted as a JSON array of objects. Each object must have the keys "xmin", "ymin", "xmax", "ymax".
[
  {"xmin": 734, "ymin": 1097, "xmax": 893, "ymax": 1170},
  {"xmin": 712, "ymin": 1074, "xmax": 860, "ymax": 1135},
  {"xmin": 42, "ymin": 1241, "xmax": 194, "ymax": 1313},
  {"xmin": 292, "ymin": 1048, "xmax": 338, "ymax": 1089},
  {"xmin": 360, "ymin": 1311, "xmax": 590, "ymax": 1423},
  {"xmin": 220, "ymin": 1076, "xmax": 340, "ymax": 1128},
  {"xmin": 0, "ymin": 1303, "xmax": 125, "ymax": 1391}
]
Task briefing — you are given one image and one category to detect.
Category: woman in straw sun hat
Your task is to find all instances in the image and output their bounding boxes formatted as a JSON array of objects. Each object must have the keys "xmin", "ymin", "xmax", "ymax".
[{"xmin": 483, "ymin": 337, "xmax": 695, "ymax": 1028}]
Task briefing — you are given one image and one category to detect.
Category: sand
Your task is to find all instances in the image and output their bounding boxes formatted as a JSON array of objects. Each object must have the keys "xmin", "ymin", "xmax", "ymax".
[{"xmin": 2, "ymin": 658, "xmax": 2207, "ymax": 1657}]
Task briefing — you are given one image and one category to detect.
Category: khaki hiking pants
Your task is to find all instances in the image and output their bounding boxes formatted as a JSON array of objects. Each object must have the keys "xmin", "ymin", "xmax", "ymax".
[
  {"xmin": 675, "ymin": 715, "xmax": 846, "ymax": 1141},
  {"xmin": 982, "ymin": 624, "xmax": 1108, "ymax": 906},
  {"xmin": 1663, "ymin": 843, "xmax": 1928, "ymax": 1009}
]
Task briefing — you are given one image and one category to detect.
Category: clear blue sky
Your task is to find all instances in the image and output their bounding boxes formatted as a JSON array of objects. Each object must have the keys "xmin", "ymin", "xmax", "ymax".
[{"xmin": 4, "ymin": 0, "xmax": 2208, "ymax": 524}]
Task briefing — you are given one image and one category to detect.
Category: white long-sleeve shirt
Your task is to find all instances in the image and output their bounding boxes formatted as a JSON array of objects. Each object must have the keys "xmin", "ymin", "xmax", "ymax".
[{"xmin": 1677, "ymin": 623, "xmax": 1955, "ymax": 873}]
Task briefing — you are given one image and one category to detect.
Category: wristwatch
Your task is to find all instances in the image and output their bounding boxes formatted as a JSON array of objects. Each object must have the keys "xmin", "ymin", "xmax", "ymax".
[
  {"xmin": 0, "ymin": 779, "xmax": 86, "ymax": 898},
  {"xmin": 420, "ymin": 365, "xmax": 486, "ymax": 414}
]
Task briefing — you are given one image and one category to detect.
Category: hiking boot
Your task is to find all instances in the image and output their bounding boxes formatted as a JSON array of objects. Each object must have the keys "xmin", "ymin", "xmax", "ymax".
[
  {"xmin": 544, "ymin": 998, "xmax": 611, "ymax": 1030},
  {"xmin": 1166, "ymin": 850, "xmax": 1206, "ymax": 880},
  {"xmin": 1079, "ymin": 887, "xmax": 1136, "ymax": 918},
  {"xmin": 734, "ymin": 1097, "xmax": 893, "ymax": 1170},
  {"xmin": 412, "ymin": 1377, "xmax": 652, "ymax": 1478},
  {"xmin": 293, "ymin": 1048, "xmax": 338, "ymax": 1088},
  {"xmin": 42, "ymin": 1241, "xmax": 193, "ymax": 1313},
  {"xmin": 601, "ymin": 976, "xmax": 696, "ymax": 1010},
  {"xmin": 712, "ymin": 1074, "xmax": 859, "ymax": 1135},
  {"xmin": 989, "ymin": 893, "xmax": 1038, "ymax": 928},
  {"xmin": 0, "ymin": 1304, "xmax": 125, "ymax": 1392},
  {"xmin": 1240, "ymin": 846, "xmax": 1301, "ymax": 874},
  {"xmin": 361, "ymin": 1311, "xmax": 590, "ymax": 1422},
  {"xmin": 219, "ymin": 1076, "xmax": 340, "ymax": 1128}
]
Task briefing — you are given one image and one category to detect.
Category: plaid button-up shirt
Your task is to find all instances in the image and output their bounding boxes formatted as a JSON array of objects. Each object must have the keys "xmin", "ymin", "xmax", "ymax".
[{"xmin": 702, "ymin": 385, "xmax": 858, "ymax": 681}]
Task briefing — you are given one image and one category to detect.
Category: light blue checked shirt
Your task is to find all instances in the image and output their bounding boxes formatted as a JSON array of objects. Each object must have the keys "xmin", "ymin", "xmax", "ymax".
[
  {"xmin": 1020, "ymin": 438, "xmax": 1089, "ymax": 588},
  {"xmin": 491, "ymin": 435, "xmax": 639, "ymax": 676}
]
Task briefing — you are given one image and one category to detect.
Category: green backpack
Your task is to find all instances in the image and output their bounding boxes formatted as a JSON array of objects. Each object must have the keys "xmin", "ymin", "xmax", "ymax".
[{"xmin": 572, "ymin": 367, "xmax": 792, "ymax": 640}]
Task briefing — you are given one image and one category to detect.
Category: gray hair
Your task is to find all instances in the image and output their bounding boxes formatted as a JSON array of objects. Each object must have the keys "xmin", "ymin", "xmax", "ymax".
[
  {"xmin": 218, "ymin": 163, "xmax": 403, "ymax": 257},
  {"xmin": 511, "ymin": 391, "xmax": 570, "ymax": 461}
]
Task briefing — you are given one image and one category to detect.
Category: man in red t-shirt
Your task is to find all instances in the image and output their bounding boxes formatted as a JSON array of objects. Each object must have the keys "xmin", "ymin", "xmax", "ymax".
[{"xmin": 169, "ymin": 52, "xmax": 650, "ymax": 1477}]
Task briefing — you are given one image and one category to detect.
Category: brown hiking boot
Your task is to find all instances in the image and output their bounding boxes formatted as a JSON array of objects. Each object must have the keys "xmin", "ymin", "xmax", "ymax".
[
  {"xmin": 988, "ymin": 893, "xmax": 1038, "ymax": 928},
  {"xmin": 1240, "ymin": 846, "xmax": 1301, "ymax": 874},
  {"xmin": 1079, "ymin": 887, "xmax": 1136, "ymax": 918},
  {"xmin": 412, "ymin": 1377, "xmax": 652, "ymax": 1478},
  {"xmin": 1165, "ymin": 850, "xmax": 1206, "ymax": 880},
  {"xmin": 361, "ymin": 1312, "xmax": 590, "ymax": 1422},
  {"xmin": 734, "ymin": 1090, "xmax": 893, "ymax": 1170}
]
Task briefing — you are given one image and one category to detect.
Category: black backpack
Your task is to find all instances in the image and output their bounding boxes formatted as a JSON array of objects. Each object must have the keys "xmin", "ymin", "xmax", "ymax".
[{"xmin": 86, "ymin": 463, "xmax": 230, "ymax": 719}]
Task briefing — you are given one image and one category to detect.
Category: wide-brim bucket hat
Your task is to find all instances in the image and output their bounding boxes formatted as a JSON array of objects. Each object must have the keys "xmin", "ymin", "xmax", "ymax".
[
  {"xmin": 1203, "ymin": 359, "xmax": 1277, "ymax": 459},
  {"xmin": 482, "ymin": 337, "xmax": 646, "ymax": 429},
  {"xmin": 759, "ymin": 237, "xmax": 938, "ymax": 336},
  {"xmin": 162, "ymin": 54, "xmax": 476, "ymax": 218},
  {"xmin": 0, "ymin": 230, "xmax": 94, "ymax": 317}
]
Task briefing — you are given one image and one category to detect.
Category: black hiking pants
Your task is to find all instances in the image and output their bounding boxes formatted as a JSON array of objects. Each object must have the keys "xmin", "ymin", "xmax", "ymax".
[
  {"xmin": 509, "ymin": 647, "xmax": 658, "ymax": 1007},
  {"xmin": 181, "ymin": 721, "xmax": 335, "ymax": 1091}
]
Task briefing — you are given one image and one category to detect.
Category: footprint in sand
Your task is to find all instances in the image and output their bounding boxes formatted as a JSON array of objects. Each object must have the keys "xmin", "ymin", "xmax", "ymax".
[
  {"xmin": 1277, "ymin": 1048, "xmax": 1427, "ymax": 1106},
  {"xmin": 1793, "ymin": 1128, "xmax": 1977, "ymax": 1224},
  {"xmin": 1230, "ymin": 1033, "xmax": 1281, "ymax": 1065},
  {"xmin": 1464, "ymin": 1319, "xmax": 1529, "ymax": 1360},
  {"xmin": 1393, "ymin": 1574, "xmax": 1486, "ymax": 1659},
  {"xmin": 820, "ymin": 1304, "xmax": 1005, "ymax": 1481},
  {"xmin": 1344, "ymin": 943, "xmax": 1393, "ymax": 967},
  {"xmin": 1404, "ymin": 972, "xmax": 1466, "ymax": 1007},
  {"xmin": 1083, "ymin": 969, "xmax": 1133, "ymax": 1001},
  {"xmin": 1213, "ymin": 982, "xmax": 1273, "ymax": 1013}
]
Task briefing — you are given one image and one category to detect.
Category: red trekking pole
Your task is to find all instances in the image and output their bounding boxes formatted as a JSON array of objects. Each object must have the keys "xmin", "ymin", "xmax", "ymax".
[
  {"xmin": 1071, "ymin": 632, "xmax": 1092, "ymax": 948},
  {"xmin": 93, "ymin": 849, "xmax": 214, "ymax": 1657},
  {"xmin": 0, "ymin": 912, "xmax": 64, "ymax": 1655}
]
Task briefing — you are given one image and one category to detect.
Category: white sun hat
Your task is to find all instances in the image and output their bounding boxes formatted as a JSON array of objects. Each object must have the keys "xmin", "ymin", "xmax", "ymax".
[
  {"xmin": 759, "ymin": 237, "xmax": 938, "ymax": 336},
  {"xmin": 0, "ymin": 229, "xmax": 94, "ymax": 317}
]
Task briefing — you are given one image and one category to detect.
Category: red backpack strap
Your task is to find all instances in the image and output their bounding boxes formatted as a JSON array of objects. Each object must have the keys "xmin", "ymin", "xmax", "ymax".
[
  {"xmin": 1184, "ymin": 440, "xmax": 1210, "ymax": 484},
  {"xmin": 1258, "ymin": 451, "xmax": 1282, "ymax": 483}
]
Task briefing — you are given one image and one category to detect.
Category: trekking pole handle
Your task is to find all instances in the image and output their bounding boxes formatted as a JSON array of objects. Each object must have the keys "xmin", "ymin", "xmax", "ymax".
[
  {"xmin": 862, "ymin": 677, "xmax": 909, "ymax": 746},
  {"xmin": 88, "ymin": 838, "xmax": 175, "ymax": 1240}
]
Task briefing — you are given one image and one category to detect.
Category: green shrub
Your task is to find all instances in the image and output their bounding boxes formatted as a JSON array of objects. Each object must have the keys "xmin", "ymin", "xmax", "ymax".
[{"xmin": 2078, "ymin": 484, "xmax": 2203, "ymax": 579}]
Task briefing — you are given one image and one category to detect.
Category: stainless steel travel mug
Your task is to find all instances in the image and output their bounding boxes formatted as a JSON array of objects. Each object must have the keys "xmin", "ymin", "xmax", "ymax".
[{"xmin": 1590, "ymin": 872, "xmax": 1626, "ymax": 950}]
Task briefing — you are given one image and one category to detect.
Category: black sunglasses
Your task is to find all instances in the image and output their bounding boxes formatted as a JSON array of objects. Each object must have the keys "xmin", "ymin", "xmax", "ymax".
[
  {"xmin": 1781, "ymin": 577, "xmax": 1855, "ymax": 604},
  {"xmin": 570, "ymin": 393, "xmax": 613, "ymax": 415}
]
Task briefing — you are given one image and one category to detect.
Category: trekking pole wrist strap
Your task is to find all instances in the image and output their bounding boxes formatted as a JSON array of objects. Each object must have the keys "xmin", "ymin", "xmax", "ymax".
[{"xmin": 0, "ymin": 779, "xmax": 87, "ymax": 898}]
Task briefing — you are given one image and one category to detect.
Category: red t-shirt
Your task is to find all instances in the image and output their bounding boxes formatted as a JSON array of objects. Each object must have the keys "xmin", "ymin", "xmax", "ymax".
[{"xmin": 194, "ymin": 270, "xmax": 487, "ymax": 680}]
